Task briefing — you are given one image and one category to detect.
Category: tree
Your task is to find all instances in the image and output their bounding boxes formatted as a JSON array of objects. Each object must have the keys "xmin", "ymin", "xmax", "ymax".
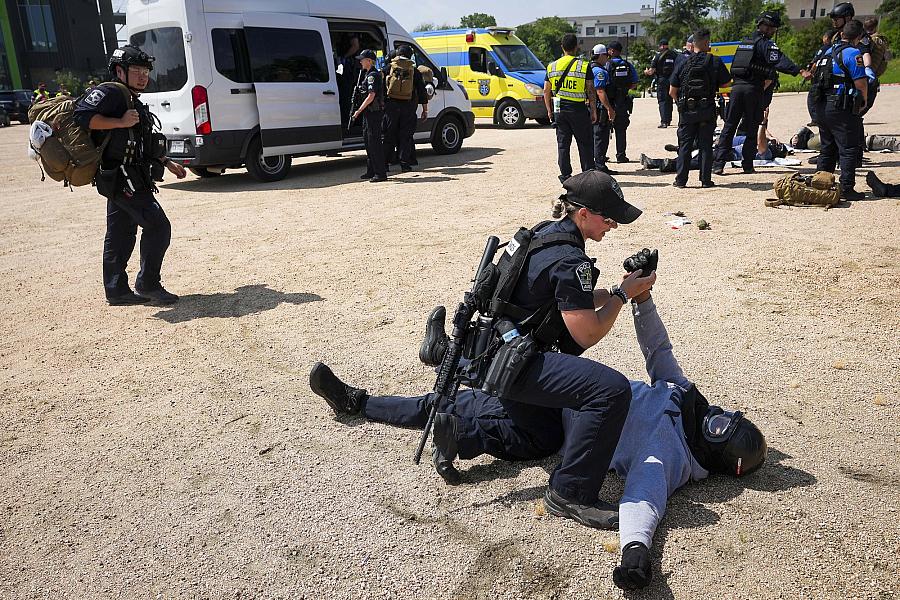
[
  {"xmin": 515, "ymin": 17, "xmax": 576, "ymax": 64},
  {"xmin": 780, "ymin": 18, "xmax": 831, "ymax": 66},
  {"xmin": 412, "ymin": 22, "xmax": 457, "ymax": 32},
  {"xmin": 644, "ymin": 0, "xmax": 716, "ymax": 45},
  {"xmin": 627, "ymin": 39, "xmax": 656, "ymax": 91},
  {"xmin": 876, "ymin": 0, "xmax": 900, "ymax": 48},
  {"xmin": 460, "ymin": 13, "xmax": 497, "ymax": 28},
  {"xmin": 714, "ymin": 0, "xmax": 764, "ymax": 41}
]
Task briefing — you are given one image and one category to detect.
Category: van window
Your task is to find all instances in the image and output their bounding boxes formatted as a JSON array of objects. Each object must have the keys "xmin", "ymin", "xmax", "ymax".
[
  {"xmin": 492, "ymin": 45, "xmax": 544, "ymax": 72},
  {"xmin": 468, "ymin": 48, "xmax": 487, "ymax": 73},
  {"xmin": 129, "ymin": 27, "xmax": 188, "ymax": 93},
  {"xmin": 211, "ymin": 28, "xmax": 252, "ymax": 83},
  {"xmin": 393, "ymin": 42, "xmax": 438, "ymax": 75},
  {"xmin": 245, "ymin": 27, "xmax": 329, "ymax": 83}
]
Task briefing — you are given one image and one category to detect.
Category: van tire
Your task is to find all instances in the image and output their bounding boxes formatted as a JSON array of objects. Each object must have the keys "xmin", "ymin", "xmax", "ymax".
[
  {"xmin": 245, "ymin": 136, "xmax": 292, "ymax": 182},
  {"xmin": 431, "ymin": 115, "xmax": 464, "ymax": 155},
  {"xmin": 496, "ymin": 100, "xmax": 524, "ymax": 129},
  {"xmin": 189, "ymin": 167, "xmax": 222, "ymax": 178}
]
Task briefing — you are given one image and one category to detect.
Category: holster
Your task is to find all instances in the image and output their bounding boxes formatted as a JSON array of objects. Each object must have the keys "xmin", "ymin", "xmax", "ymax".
[{"xmin": 481, "ymin": 333, "xmax": 539, "ymax": 399}]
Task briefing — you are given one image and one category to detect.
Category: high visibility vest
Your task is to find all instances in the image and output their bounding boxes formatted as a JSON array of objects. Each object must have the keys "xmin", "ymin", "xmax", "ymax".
[
  {"xmin": 546, "ymin": 56, "xmax": 589, "ymax": 103},
  {"xmin": 33, "ymin": 89, "xmax": 49, "ymax": 100}
]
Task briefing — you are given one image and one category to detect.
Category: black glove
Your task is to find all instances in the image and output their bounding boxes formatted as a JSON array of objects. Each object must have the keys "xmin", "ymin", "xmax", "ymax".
[
  {"xmin": 612, "ymin": 541, "xmax": 652, "ymax": 590},
  {"xmin": 623, "ymin": 248, "xmax": 658, "ymax": 276}
]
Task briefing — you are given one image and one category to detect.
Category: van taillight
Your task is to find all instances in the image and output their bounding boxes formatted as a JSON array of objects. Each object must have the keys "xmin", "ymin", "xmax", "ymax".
[{"xmin": 192, "ymin": 85, "xmax": 212, "ymax": 134}]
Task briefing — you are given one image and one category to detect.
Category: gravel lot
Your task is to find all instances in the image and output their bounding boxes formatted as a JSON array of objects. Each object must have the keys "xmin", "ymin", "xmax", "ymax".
[{"xmin": 1, "ymin": 89, "xmax": 898, "ymax": 600}]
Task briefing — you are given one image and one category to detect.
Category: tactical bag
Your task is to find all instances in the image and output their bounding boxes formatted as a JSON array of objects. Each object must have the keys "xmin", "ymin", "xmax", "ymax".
[
  {"xmin": 28, "ymin": 82, "xmax": 132, "ymax": 187},
  {"xmin": 869, "ymin": 32, "xmax": 889, "ymax": 77},
  {"xmin": 729, "ymin": 38, "xmax": 756, "ymax": 80},
  {"xmin": 417, "ymin": 64, "xmax": 434, "ymax": 85},
  {"xmin": 386, "ymin": 56, "xmax": 415, "ymax": 101},
  {"xmin": 768, "ymin": 172, "xmax": 840, "ymax": 208}
]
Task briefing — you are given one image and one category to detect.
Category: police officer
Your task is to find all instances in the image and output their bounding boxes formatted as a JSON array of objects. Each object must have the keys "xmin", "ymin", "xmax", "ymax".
[
  {"xmin": 804, "ymin": 29, "xmax": 835, "ymax": 126},
  {"xmin": 543, "ymin": 34, "xmax": 597, "ymax": 184},
  {"xmin": 382, "ymin": 45, "xmax": 428, "ymax": 173},
  {"xmin": 351, "ymin": 49, "xmax": 387, "ymax": 183},
  {"xmin": 816, "ymin": 20, "xmax": 869, "ymax": 200},
  {"xmin": 669, "ymin": 28, "xmax": 732, "ymax": 188},
  {"xmin": 712, "ymin": 12, "xmax": 801, "ymax": 176},
  {"xmin": 590, "ymin": 44, "xmax": 617, "ymax": 175},
  {"xmin": 644, "ymin": 39, "xmax": 677, "ymax": 128},
  {"xmin": 605, "ymin": 42, "xmax": 639, "ymax": 163},
  {"xmin": 313, "ymin": 170, "xmax": 656, "ymax": 529},
  {"xmin": 73, "ymin": 46, "xmax": 186, "ymax": 306},
  {"xmin": 32, "ymin": 82, "xmax": 49, "ymax": 103}
]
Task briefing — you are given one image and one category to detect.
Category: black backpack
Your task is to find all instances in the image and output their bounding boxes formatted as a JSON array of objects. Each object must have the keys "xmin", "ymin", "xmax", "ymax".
[{"xmin": 680, "ymin": 52, "xmax": 714, "ymax": 100}]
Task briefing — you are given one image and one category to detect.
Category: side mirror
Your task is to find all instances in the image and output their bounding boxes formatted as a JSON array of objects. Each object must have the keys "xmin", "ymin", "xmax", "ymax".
[{"xmin": 488, "ymin": 61, "xmax": 504, "ymax": 77}]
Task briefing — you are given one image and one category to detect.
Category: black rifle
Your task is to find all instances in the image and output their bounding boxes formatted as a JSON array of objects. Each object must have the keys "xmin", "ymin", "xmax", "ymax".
[
  {"xmin": 413, "ymin": 235, "xmax": 500, "ymax": 464},
  {"xmin": 346, "ymin": 69, "xmax": 365, "ymax": 133}
]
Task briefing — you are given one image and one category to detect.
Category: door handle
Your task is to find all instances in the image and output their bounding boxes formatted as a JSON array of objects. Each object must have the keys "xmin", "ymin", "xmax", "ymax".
[
  {"xmin": 160, "ymin": 101, "xmax": 171, "ymax": 107},
  {"xmin": 322, "ymin": 90, "xmax": 336, "ymax": 95}
]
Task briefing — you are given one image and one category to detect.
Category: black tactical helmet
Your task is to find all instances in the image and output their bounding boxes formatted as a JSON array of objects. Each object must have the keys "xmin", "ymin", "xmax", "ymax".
[
  {"xmin": 397, "ymin": 44, "xmax": 413, "ymax": 59},
  {"xmin": 829, "ymin": 2, "xmax": 855, "ymax": 19},
  {"xmin": 757, "ymin": 11, "xmax": 782, "ymax": 28},
  {"xmin": 703, "ymin": 408, "xmax": 768, "ymax": 477},
  {"xmin": 108, "ymin": 44, "xmax": 155, "ymax": 75}
]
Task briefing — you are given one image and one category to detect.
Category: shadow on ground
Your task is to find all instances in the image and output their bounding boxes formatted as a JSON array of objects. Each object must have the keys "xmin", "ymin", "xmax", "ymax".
[{"xmin": 152, "ymin": 284, "xmax": 323, "ymax": 323}]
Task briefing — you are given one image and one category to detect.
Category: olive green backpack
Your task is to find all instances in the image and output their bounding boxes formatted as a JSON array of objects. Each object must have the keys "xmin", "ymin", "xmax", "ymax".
[
  {"xmin": 768, "ymin": 172, "xmax": 841, "ymax": 208},
  {"xmin": 28, "ymin": 82, "xmax": 132, "ymax": 187}
]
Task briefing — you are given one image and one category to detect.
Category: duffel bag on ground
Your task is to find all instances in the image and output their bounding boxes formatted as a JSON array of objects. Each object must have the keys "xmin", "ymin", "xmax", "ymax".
[{"xmin": 768, "ymin": 172, "xmax": 841, "ymax": 208}]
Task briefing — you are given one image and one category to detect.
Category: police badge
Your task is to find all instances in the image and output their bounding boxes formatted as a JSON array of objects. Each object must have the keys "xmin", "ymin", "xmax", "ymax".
[{"xmin": 478, "ymin": 79, "xmax": 490, "ymax": 96}]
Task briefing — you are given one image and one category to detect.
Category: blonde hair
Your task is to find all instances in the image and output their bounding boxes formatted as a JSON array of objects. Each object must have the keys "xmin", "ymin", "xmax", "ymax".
[{"xmin": 551, "ymin": 196, "xmax": 579, "ymax": 219}]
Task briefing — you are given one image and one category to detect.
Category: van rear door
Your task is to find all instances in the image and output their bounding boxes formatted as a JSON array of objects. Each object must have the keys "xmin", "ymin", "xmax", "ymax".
[{"xmin": 242, "ymin": 13, "xmax": 342, "ymax": 156}]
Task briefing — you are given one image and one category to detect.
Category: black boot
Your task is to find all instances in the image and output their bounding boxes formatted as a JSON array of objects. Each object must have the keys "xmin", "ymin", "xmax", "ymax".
[
  {"xmin": 309, "ymin": 362, "xmax": 367, "ymax": 415},
  {"xmin": 542, "ymin": 488, "xmax": 619, "ymax": 530},
  {"xmin": 866, "ymin": 171, "xmax": 889, "ymax": 197},
  {"xmin": 432, "ymin": 412, "xmax": 461, "ymax": 485},
  {"xmin": 418, "ymin": 306, "xmax": 448, "ymax": 367},
  {"xmin": 660, "ymin": 158, "xmax": 676, "ymax": 173}
]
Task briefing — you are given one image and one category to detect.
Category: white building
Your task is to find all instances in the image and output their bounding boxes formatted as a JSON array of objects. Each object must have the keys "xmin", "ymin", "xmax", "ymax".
[{"xmin": 562, "ymin": 5, "xmax": 657, "ymax": 55}]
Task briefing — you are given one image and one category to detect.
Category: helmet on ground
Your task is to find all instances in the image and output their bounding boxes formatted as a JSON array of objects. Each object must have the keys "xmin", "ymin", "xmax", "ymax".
[
  {"xmin": 702, "ymin": 407, "xmax": 768, "ymax": 477},
  {"xmin": 829, "ymin": 2, "xmax": 855, "ymax": 19},
  {"xmin": 108, "ymin": 44, "xmax": 155, "ymax": 75}
]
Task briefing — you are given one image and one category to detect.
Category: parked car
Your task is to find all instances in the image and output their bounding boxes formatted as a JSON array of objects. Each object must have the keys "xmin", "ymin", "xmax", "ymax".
[{"xmin": 0, "ymin": 90, "xmax": 32, "ymax": 124}]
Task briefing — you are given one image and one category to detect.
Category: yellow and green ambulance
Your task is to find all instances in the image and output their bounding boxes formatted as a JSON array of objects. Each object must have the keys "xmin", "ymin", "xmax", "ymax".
[{"xmin": 414, "ymin": 27, "xmax": 548, "ymax": 128}]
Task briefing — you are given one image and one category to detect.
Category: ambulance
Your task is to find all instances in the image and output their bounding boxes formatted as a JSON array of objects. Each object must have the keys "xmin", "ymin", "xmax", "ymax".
[{"xmin": 415, "ymin": 27, "xmax": 548, "ymax": 128}]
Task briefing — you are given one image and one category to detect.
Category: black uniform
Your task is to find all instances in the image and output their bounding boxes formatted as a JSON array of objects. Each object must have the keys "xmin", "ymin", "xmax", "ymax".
[
  {"xmin": 358, "ymin": 67, "xmax": 386, "ymax": 179},
  {"xmin": 650, "ymin": 48, "xmax": 677, "ymax": 126},
  {"xmin": 855, "ymin": 33, "xmax": 877, "ymax": 166},
  {"xmin": 671, "ymin": 51, "xmax": 732, "ymax": 186},
  {"xmin": 73, "ymin": 81, "xmax": 171, "ymax": 300},
  {"xmin": 383, "ymin": 67, "xmax": 427, "ymax": 170},
  {"xmin": 712, "ymin": 31, "xmax": 800, "ymax": 172},
  {"xmin": 606, "ymin": 57, "xmax": 638, "ymax": 161},
  {"xmin": 806, "ymin": 42, "xmax": 831, "ymax": 124}
]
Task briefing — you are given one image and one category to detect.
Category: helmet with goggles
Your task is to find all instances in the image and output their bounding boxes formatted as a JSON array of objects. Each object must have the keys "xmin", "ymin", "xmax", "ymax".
[
  {"xmin": 108, "ymin": 45, "xmax": 155, "ymax": 76},
  {"xmin": 702, "ymin": 407, "xmax": 767, "ymax": 477}
]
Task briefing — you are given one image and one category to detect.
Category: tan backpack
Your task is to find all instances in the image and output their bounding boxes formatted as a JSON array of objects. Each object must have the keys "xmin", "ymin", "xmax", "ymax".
[
  {"xmin": 869, "ymin": 32, "xmax": 889, "ymax": 78},
  {"xmin": 386, "ymin": 56, "xmax": 415, "ymax": 101},
  {"xmin": 768, "ymin": 172, "xmax": 841, "ymax": 208},
  {"xmin": 28, "ymin": 82, "xmax": 132, "ymax": 187}
]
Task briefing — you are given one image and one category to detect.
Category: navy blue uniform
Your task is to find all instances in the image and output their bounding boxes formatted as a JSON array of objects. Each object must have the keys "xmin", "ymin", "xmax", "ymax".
[
  {"xmin": 592, "ymin": 62, "xmax": 612, "ymax": 169},
  {"xmin": 713, "ymin": 32, "xmax": 800, "ymax": 171},
  {"xmin": 74, "ymin": 82, "xmax": 172, "ymax": 300},
  {"xmin": 651, "ymin": 49, "xmax": 677, "ymax": 126},
  {"xmin": 358, "ymin": 67, "xmax": 386, "ymax": 179},
  {"xmin": 606, "ymin": 57, "xmax": 639, "ymax": 161},
  {"xmin": 807, "ymin": 42, "xmax": 831, "ymax": 123},
  {"xmin": 816, "ymin": 43, "xmax": 867, "ymax": 192}
]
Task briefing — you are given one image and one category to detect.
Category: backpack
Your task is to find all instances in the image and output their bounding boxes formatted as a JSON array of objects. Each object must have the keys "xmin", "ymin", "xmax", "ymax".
[
  {"xmin": 386, "ymin": 56, "xmax": 415, "ymax": 101},
  {"xmin": 28, "ymin": 82, "xmax": 132, "ymax": 187},
  {"xmin": 869, "ymin": 32, "xmax": 889, "ymax": 77},
  {"xmin": 680, "ymin": 52, "xmax": 714, "ymax": 100},
  {"xmin": 769, "ymin": 172, "xmax": 840, "ymax": 208}
]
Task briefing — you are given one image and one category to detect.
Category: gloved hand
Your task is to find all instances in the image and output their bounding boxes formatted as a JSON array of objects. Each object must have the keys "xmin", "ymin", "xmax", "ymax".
[
  {"xmin": 622, "ymin": 248, "xmax": 659, "ymax": 276},
  {"xmin": 865, "ymin": 66, "xmax": 877, "ymax": 84},
  {"xmin": 612, "ymin": 541, "xmax": 652, "ymax": 590}
]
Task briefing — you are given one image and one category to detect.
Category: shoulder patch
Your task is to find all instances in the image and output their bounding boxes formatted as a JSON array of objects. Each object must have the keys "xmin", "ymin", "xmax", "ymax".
[
  {"xmin": 768, "ymin": 49, "xmax": 780, "ymax": 63},
  {"xmin": 855, "ymin": 54, "xmax": 864, "ymax": 67},
  {"xmin": 576, "ymin": 262, "xmax": 593, "ymax": 292},
  {"xmin": 84, "ymin": 88, "xmax": 107, "ymax": 106}
]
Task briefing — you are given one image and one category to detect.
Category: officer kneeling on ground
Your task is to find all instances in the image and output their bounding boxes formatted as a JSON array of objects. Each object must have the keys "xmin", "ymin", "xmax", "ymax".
[
  {"xmin": 74, "ymin": 45, "xmax": 186, "ymax": 306},
  {"xmin": 312, "ymin": 170, "xmax": 655, "ymax": 530},
  {"xmin": 352, "ymin": 49, "xmax": 387, "ymax": 183}
]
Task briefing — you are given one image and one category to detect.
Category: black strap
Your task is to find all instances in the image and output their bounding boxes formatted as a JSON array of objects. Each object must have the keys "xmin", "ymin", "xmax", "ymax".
[
  {"xmin": 553, "ymin": 56, "xmax": 578, "ymax": 95},
  {"xmin": 833, "ymin": 44, "xmax": 855, "ymax": 94}
]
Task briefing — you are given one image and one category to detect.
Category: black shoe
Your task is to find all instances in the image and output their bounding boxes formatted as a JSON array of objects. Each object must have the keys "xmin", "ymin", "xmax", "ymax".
[
  {"xmin": 701, "ymin": 180, "xmax": 716, "ymax": 188},
  {"xmin": 866, "ymin": 171, "xmax": 887, "ymax": 197},
  {"xmin": 742, "ymin": 165, "xmax": 756, "ymax": 174},
  {"xmin": 360, "ymin": 172, "xmax": 374, "ymax": 180},
  {"xmin": 410, "ymin": 160, "xmax": 419, "ymax": 166},
  {"xmin": 617, "ymin": 155, "xmax": 631, "ymax": 163},
  {"xmin": 672, "ymin": 180, "xmax": 686, "ymax": 188},
  {"xmin": 807, "ymin": 121, "xmax": 818, "ymax": 127},
  {"xmin": 842, "ymin": 188, "xmax": 865, "ymax": 200},
  {"xmin": 369, "ymin": 175, "xmax": 388, "ymax": 183},
  {"xmin": 807, "ymin": 155, "xmax": 819, "ymax": 165},
  {"xmin": 543, "ymin": 488, "xmax": 618, "ymax": 530},
  {"xmin": 664, "ymin": 143, "xmax": 678, "ymax": 152},
  {"xmin": 432, "ymin": 412, "xmax": 461, "ymax": 485},
  {"xmin": 107, "ymin": 291, "xmax": 150, "ymax": 306},
  {"xmin": 658, "ymin": 123, "xmax": 667, "ymax": 128},
  {"xmin": 400, "ymin": 165, "xmax": 412, "ymax": 173},
  {"xmin": 639, "ymin": 153, "xmax": 650, "ymax": 168},
  {"xmin": 660, "ymin": 158, "xmax": 676, "ymax": 173},
  {"xmin": 135, "ymin": 286, "xmax": 178, "ymax": 305},
  {"xmin": 558, "ymin": 174, "xmax": 571, "ymax": 184},
  {"xmin": 309, "ymin": 362, "xmax": 367, "ymax": 415},
  {"xmin": 419, "ymin": 306, "xmax": 448, "ymax": 366},
  {"xmin": 596, "ymin": 164, "xmax": 618, "ymax": 175},
  {"xmin": 712, "ymin": 165, "xmax": 724, "ymax": 176}
]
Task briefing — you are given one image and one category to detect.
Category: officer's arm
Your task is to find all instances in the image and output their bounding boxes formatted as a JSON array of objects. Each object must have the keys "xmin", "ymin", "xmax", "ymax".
[
  {"xmin": 88, "ymin": 114, "xmax": 136, "ymax": 130},
  {"xmin": 668, "ymin": 83, "xmax": 679, "ymax": 102},
  {"xmin": 772, "ymin": 49, "xmax": 801, "ymax": 76},
  {"xmin": 854, "ymin": 76, "xmax": 868, "ymax": 103},
  {"xmin": 586, "ymin": 77, "xmax": 598, "ymax": 122},
  {"xmin": 597, "ymin": 87, "xmax": 614, "ymax": 114},
  {"xmin": 357, "ymin": 91, "xmax": 376, "ymax": 113},
  {"xmin": 543, "ymin": 80, "xmax": 553, "ymax": 119}
]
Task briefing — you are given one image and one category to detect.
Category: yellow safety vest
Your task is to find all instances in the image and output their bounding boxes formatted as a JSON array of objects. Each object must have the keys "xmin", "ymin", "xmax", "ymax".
[{"xmin": 546, "ymin": 56, "xmax": 589, "ymax": 103}]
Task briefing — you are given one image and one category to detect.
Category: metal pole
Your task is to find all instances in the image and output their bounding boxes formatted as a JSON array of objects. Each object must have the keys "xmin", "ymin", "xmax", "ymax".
[{"xmin": 811, "ymin": 0, "xmax": 818, "ymax": 21}]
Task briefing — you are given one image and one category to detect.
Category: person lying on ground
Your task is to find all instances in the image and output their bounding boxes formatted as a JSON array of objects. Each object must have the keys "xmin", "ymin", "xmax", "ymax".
[{"xmin": 866, "ymin": 171, "xmax": 900, "ymax": 197}]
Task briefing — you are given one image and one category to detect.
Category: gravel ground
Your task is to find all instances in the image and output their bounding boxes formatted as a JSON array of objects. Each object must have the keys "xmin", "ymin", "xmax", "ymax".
[{"xmin": 1, "ymin": 89, "xmax": 898, "ymax": 600}]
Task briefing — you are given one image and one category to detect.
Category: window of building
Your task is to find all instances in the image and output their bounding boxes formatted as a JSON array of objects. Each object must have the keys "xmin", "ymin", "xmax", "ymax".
[
  {"xmin": 820, "ymin": 8, "xmax": 826, "ymax": 16},
  {"xmin": 244, "ymin": 27, "xmax": 330, "ymax": 83},
  {"xmin": 17, "ymin": 0, "xmax": 57, "ymax": 52},
  {"xmin": 586, "ymin": 27, "xmax": 595, "ymax": 36},
  {"xmin": 597, "ymin": 26, "xmax": 605, "ymax": 34},
  {"xmin": 609, "ymin": 25, "xmax": 617, "ymax": 35},
  {"xmin": 130, "ymin": 27, "xmax": 188, "ymax": 92},
  {"xmin": 800, "ymin": 9, "xmax": 805, "ymax": 17},
  {"xmin": 630, "ymin": 24, "xmax": 635, "ymax": 34}
]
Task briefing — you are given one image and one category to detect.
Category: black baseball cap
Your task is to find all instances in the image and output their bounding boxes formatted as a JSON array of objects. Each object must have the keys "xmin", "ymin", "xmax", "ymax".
[
  {"xmin": 356, "ymin": 49, "xmax": 377, "ymax": 60},
  {"xmin": 560, "ymin": 170, "xmax": 642, "ymax": 224},
  {"xmin": 608, "ymin": 41, "xmax": 623, "ymax": 51}
]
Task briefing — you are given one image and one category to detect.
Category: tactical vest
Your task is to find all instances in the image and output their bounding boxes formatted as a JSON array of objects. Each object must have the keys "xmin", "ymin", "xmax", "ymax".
[
  {"xmin": 100, "ymin": 82, "xmax": 158, "ymax": 191},
  {"xmin": 607, "ymin": 58, "xmax": 634, "ymax": 102},
  {"xmin": 810, "ymin": 42, "xmax": 849, "ymax": 102},
  {"xmin": 657, "ymin": 50, "xmax": 677, "ymax": 78},
  {"xmin": 729, "ymin": 37, "xmax": 757, "ymax": 82},
  {"xmin": 547, "ymin": 56, "xmax": 589, "ymax": 103}
]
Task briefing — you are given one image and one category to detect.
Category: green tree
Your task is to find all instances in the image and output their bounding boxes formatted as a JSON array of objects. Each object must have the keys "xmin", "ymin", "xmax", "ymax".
[
  {"xmin": 780, "ymin": 18, "xmax": 831, "ymax": 66},
  {"xmin": 877, "ymin": 0, "xmax": 900, "ymax": 47},
  {"xmin": 460, "ymin": 13, "xmax": 497, "ymax": 28},
  {"xmin": 714, "ymin": 0, "xmax": 764, "ymax": 41},
  {"xmin": 515, "ymin": 17, "xmax": 576, "ymax": 64},
  {"xmin": 412, "ymin": 22, "xmax": 457, "ymax": 32},
  {"xmin": 627, "ymin": 39, "xmax": 656, "ymax": 91},
  {"xmin": 644, "ymin": 0, "xmax": 716, "ymax": 45},
  {"xmin": 53, "ymin": 70, "xmax": 83, "ymax": 95}
]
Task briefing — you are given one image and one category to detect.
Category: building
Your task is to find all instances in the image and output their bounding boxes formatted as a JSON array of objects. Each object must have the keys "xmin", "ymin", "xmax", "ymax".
[
  {"xmin": 562, "ymin": 5, "xmax": 657, "ymax": 57},
  {"xmin": 784, "ymin": 0, "xmax": 880, "ymax": 24},
  {"xmin": 0, "ymin": 0, "xmax": 119, "ymax": 91}
]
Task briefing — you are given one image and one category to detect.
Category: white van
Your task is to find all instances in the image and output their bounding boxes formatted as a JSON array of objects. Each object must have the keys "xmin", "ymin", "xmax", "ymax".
[{"xmin": 125, "ymin": 0, "xmax": 476, "ymax": 181}]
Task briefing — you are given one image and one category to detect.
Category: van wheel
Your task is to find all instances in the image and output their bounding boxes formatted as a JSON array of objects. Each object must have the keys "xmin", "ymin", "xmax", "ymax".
[
  {"xmin": 245, "ymin": 136, "xmax": 291, "ymax": 182},
  {"xmin": 497, "ymin": 100, "xmax": 524, "ymax": 129},
  {"xmin": 432, "ymin": 115, "xmax": 463, "ymax": 155},
  {"xmin": 535, "ymin": 117, "xmax": 551, "ymax": 126},
  {"xmin": 189, "ymin": 167, "xmax": 222, "ymax": 178}
]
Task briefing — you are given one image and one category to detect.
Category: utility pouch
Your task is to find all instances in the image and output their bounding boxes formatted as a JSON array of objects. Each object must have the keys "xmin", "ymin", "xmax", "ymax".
[
  {"xmin": 481, "ymin": 332, "xmax": 539, "ymax": 399},
  {"xmin": 463, "ymin": 315, "xmax": 496, "ymax": 360},
  {"xmin": 95, "ymin": 166, "xmax": 121, "ymax": 198},
  {"xmin": 150, "ymin": 160, "xmax": 165, "ymax": 182}
]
